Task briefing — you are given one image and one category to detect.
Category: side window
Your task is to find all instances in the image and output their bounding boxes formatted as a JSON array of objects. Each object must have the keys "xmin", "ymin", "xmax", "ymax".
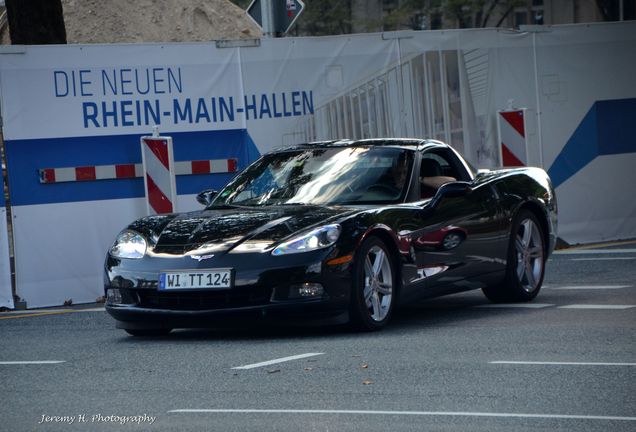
[
  {"xmin": 421, "ymin": 153, "xmax": 450, "ymax": 176},
  {"xmin": 419, "ymin": 149, "xmax": 469, "ymax": 198}
]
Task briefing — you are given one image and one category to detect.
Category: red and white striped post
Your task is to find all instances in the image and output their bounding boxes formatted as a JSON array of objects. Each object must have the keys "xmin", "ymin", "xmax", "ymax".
[
  {"xmin": 141, "ymin": 128, "xmax": 177, "ymax": 215},
  {"xmin": 497, "ymin": 108, "xmax": 529, "ymax": 167}
]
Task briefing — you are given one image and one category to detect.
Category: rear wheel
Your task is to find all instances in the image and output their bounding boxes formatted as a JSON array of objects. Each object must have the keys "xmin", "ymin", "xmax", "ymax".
[
  {"xmin": 125, "ymin": 328, "xmax": 172, "ymax": 337},
  {"xmin": 483, "ymin": 210, "xmax": 545, "ymax": 302},
  {"xmin": 349, "ymin": 237, "xmax": 396, "ymax": 331}
]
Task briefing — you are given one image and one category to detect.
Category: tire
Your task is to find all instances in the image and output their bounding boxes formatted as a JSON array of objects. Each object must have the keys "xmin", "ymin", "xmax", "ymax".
[
  {"xmin": 349, "ymin": 236, "xmax": 396, "ymax": 331},
  {"xmin": 482, "ymin": 209, "xmax": 546, "ymax": 303},
  {"xmin": 125, "ymin": 328, "xmax": 172, "ymax": 337}
]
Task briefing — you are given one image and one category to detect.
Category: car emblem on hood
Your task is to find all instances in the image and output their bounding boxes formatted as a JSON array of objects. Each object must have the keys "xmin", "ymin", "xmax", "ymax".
[{"xmin": 190, "ymin": 254, "xmax": 215, "ymax": 262}]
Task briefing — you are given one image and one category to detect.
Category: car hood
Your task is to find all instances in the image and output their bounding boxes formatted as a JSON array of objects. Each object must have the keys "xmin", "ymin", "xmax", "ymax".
[{"xmin": 127, "ymin": 205, "xmax": 356, "ymax": 256}]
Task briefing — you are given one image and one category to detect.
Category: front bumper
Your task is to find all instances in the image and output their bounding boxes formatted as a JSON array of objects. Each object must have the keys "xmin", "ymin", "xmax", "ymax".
[
  {"xmin": 104, "ymin": 248, "xmax": 353, "ymax": 329},
  {"xmin": 106, "ymin": 299, "xmax": 349, "ymax": 330}
]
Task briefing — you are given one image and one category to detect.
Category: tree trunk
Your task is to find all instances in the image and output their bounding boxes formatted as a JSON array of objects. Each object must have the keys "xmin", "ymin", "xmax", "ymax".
[{"xmin": 5, "ymin": 0, "xmax": 67, "ymax": 44}]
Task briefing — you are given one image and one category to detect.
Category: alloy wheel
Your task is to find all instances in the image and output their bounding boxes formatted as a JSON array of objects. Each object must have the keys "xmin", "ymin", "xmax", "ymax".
[
  {"xmin": 515, "ymin": 218, "xmax": 544, "ymax": 293},
  {"xmin": 363, "ymin": 245, "xmax": 393, "ymax": 321}
]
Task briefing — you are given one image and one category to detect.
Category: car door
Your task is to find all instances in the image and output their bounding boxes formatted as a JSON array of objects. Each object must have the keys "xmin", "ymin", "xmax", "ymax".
[{"xmin": 407, "ymin": 147, "xmax": 508, "ymax": 296}]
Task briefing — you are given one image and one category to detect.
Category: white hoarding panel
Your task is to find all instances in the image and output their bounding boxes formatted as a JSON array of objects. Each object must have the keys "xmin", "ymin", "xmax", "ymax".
[
  {"xmin": 399, "ymin": 30, "xmax": 538, "ymax": 168},
  {"xmin": 555, "ymin": 153, "xmax": 636, "ymax": 244},
  {"xmin": 0, "ymin": 43, "xmax": 252, "ymax": 308},
  {"xmin": 0, "ymin": 175, "xmax": 13, "ymax": 309},
  {"xmin": 0, "ymin": 44, "xmax": 244, "ymax": 140},
  {"xmin": 11, "ymin": 198, "xmax": 146, "ymax": 309},
  {"xmin": 0, "ymin": 22, "xmax": 635, "ymax": 307},
  {"xmin": 538, "ymin": 23, "xmax": 636, "ymax": 245},
  {"xmin": 240, "ymin": 34, "xmax": 400, "ymax": 150}
]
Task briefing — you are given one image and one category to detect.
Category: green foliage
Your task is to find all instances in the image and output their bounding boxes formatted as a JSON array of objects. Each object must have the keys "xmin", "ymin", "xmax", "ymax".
[
  {"xmin": 295, "ymin": 0, "xmax": 353, "ymax": 35},
  {"xmin": 228, "ymin": 0, "xmax": 528, "ymax": 36}
]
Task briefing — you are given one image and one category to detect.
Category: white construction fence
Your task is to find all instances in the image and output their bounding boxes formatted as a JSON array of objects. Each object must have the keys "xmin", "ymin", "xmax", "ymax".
[{"xmin": 0, "ymin": 21, "xmax": 634, "ymax": 308}]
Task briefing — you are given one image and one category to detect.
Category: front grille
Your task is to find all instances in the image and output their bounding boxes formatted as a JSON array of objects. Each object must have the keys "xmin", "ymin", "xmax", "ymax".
[{"xmin": 134, "ymin": 287, "xmax": 272, "ymax": 311}]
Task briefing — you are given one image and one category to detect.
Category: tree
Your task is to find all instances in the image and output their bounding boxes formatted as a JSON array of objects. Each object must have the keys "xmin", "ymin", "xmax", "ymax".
[
  {"xmin": 295, "ymin": 0, "xmax": 353, "ymax": 35},
  {"xmin": 435, "ymin": 0, "xmax": 523, "ymax": 29},
  {"xmin": 377, "ymin": 0, "xmax": 523, "ymax": 31},
  {"xmin": 5, "ymin": 0, "xmax": 67, "ymax": 44},
  {"xmin": 229, "ymin": 0, "xmax": 527, "ymax": 35}
]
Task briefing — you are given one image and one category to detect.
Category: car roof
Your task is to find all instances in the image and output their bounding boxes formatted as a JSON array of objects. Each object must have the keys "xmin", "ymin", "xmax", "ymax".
[{"xmin": 272, "ymin": 138, "xmax": 450, "ymax": 152}]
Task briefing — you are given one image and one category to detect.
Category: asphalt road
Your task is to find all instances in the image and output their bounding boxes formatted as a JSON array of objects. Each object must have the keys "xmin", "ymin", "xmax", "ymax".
[{"xmin": 1, "ymin": 245, "xmax": 635, "ymax": 432}]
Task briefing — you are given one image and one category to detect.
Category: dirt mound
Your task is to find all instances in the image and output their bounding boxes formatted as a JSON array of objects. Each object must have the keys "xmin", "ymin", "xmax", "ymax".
[{"xmin": 2, "ymin": 0, "xmax": 260, "ymax": 44}]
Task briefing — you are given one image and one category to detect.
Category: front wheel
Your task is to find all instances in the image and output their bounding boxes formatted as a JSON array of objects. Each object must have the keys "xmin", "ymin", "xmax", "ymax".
[
  {"xmin": 349, "ymin": 237, "xmax": 396, "ymax": 331},
  {"xmin": 482, "ymin": 210, "xmax": 545, "ymax": 302}
]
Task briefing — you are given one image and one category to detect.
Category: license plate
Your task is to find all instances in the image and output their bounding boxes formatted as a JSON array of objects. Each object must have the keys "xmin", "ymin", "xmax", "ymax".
[{"xmin": 159, "ymin": 269, "xmax": 232, "ymax": 290}]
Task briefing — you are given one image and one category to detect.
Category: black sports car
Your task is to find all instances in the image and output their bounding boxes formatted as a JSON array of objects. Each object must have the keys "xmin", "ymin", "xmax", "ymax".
[{"xmin": 104, "ymin": 139, "xmax": 557, "ymax": 336}]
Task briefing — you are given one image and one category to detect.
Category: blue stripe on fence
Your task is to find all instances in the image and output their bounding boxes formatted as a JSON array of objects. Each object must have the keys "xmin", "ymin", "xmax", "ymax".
[
  {"xmin": 4, "ymin": 129, "xmax": 261, "ymax": 206},
  {"xmin": 0, "ymin": 175, "xmax": 5, "ymax": 207},
  {"xmin": 548, "ymin": 98, "xmax": 636, "ymax": 188}
]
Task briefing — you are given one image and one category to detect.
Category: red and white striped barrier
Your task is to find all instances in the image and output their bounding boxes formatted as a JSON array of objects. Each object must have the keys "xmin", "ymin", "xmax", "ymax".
[
  {"xmin": 39, "ymin": 164, "xmax": 142, "ymax": 183},
  {"xmin": 39, "ymin": 159, "xmax": 237, "ymax": 184},
  {"xmin": 497, "ymin": 109, "xmax": 528, "ymax": 167},
  {"xmin": 175, "ymin": 159, "xmax": 237, "ymax": 176},
  {"xmin": 141, "ymin": 136, "xmax": 177, "ymax": 215}
]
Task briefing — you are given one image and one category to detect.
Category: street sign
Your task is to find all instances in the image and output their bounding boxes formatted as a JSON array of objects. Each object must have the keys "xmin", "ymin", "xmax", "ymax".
[
  {"xmin": 247, "ymin": 0, "xmax": 305, "ymax": 35},
  {"xmin": 246, "ymin": 0, "xmax": 264, "ymax": 29},
  {"xmin": 279, "ymin": 0, "xmax": 305, "ymax": 33}
]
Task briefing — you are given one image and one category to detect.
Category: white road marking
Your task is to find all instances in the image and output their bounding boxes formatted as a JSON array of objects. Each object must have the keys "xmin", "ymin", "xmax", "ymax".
[
  {"xmin": 476, "ymin": 303, "xmax": 554, "ymax": 308},
  {"xmin": 490, "ymin": 361, "xmax": 636, "ymax": 366},
  {"xmin": 570, "ymin": 257, "xmax": 636, "ymax": 261},
  {"xmin": 558, "ymin": 304, "xmax": 636, "ymax": 310},
  {"xmin": 231, "ymin": 353, "xmax": 324, "ymax": 370},
  {"xmin": 168, "ymin": 408, "xmax": 636, "ymax": 422},
  {"xmin": 554, "ymin": 248, "xmax": 636, "ymax": 255},
  {"xmin": 548, "ymin": 285, "xmax": 632, "ymax": 290},
  {"xmin": 0, "ymin": 361, "xmax": 66, "ymax": 365}
]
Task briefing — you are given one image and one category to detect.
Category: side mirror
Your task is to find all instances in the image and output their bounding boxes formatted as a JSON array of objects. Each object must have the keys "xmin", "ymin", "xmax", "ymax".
[
  {"xmin": 429, "ymin": 181, "xmax": 472, "ymax": 209},
  {"xmin": 438, "ymin": 181, "xmax": 472, "ymax": 197},
  {"xmin": 196, "ymin": 189, "xmax": 218, "ymax": 207}
]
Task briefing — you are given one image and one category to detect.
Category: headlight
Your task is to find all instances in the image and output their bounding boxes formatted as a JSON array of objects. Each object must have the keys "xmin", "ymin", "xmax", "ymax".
[
  {"xmin": 272, "ymin": 224, "xmax": 341, "ymax": 256},
  {"xmin": 109, "ymin": 230, "xmax": 147, "ymax": 259}
]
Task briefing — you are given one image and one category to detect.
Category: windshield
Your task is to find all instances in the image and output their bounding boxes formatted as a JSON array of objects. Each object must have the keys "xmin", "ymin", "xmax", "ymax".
[{"xmin": 213, "ymin": 146, "xmax": 414, "ymax": 207}]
